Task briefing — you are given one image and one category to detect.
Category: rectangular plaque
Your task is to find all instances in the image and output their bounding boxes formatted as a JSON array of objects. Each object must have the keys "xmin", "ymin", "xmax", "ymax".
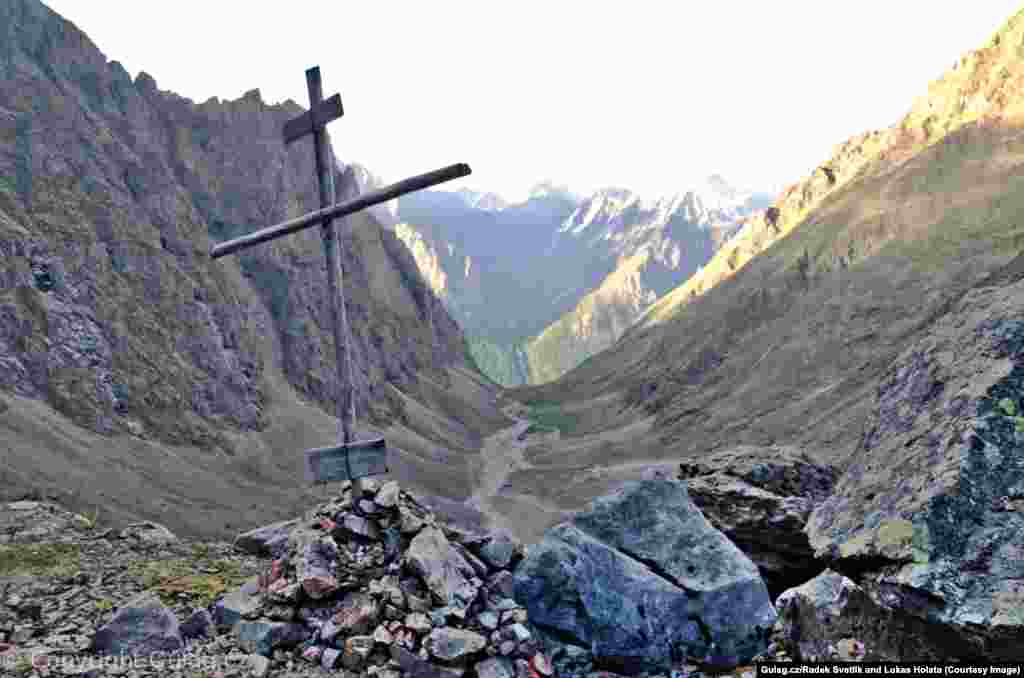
[{"xmin": 304, "ymin": 437, "xmax": 388, "ymax": 484}]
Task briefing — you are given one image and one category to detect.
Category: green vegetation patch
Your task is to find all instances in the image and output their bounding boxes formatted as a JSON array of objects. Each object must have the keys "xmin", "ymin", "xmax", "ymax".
[
  {"xmin": 0, "ymin": 543, "xmax": 81, "ymax": 578},
  {"xmin": 126, "ymin": 554, "xmax": 248, "ymax": 607},
  {"xmin": 525, "ymin": 400, "xmax": 580, "ymax": 436},
  {"xmin": 466, "ymin": 335, "xmax": 528, "ymax": 386}
]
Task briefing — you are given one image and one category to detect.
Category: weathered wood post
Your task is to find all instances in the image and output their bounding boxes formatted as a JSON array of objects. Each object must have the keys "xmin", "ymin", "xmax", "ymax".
[
  {"xmin": 210, "ymin": 65, "xmax": 471, "ymax": 498},
  {"xmin": 302, "ymin": 67, "xmax": 356, "ymax": 477}
]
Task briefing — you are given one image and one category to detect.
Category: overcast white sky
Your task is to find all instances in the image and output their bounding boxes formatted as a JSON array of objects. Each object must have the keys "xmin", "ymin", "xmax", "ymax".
[{"xmin": 44, "ymin": 1, "xmax": 1022, "ymax": 202}]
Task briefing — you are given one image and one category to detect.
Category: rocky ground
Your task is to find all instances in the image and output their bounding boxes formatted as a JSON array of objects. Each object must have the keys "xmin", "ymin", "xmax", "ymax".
[{"xmin": 0, "ymin": 480, "xmax": 811, "ymax": 678}]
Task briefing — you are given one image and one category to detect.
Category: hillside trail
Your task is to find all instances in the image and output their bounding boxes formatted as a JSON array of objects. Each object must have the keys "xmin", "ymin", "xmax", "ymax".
[{"xmin": 463, "ymin": 401, "xmax": 565, "ymax": 537}]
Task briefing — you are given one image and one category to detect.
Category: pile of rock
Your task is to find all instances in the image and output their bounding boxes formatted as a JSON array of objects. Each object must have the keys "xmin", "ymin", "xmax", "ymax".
[{"xmin": 93, "ymin": 478, "xmax": 555, "ymax": 677}]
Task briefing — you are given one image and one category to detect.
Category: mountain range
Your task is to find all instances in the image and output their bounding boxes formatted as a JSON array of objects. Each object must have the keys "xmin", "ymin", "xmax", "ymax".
[{"xmin": 394, "ymin": 177, "xmax": 771, "ymax": 384}]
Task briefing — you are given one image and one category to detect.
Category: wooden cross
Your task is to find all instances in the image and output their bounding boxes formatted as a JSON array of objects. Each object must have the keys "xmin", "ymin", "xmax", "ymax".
[{"xmin": 211, "ymin": 66, "xmax": 471, "ymax": 489}]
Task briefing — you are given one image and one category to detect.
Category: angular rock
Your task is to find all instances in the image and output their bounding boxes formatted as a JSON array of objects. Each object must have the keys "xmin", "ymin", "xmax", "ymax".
[
  {"xmin": 91, "ymin": 592, "xmax": 184, "ymax": 657},
  {"xmin": 531, "ymin": 652, "xmax": 554, "ymax": 676},
  {"xmin": 118, "ymin": 521, "xmax": 178, "ymax": 545},
  {"xmin": 478, "ymin": 611, "xmax": 499, "ymax": 630},
  {"xmin": 679, "ymin": 445, "xmax": 837, "ymax": 597},
  {"xmin": 180, "ymin": 608, "xmax": 214, "ymax": 640},
  {"xmin": 333, "ymin": 591, "xmax": 381, "ymax": 635},
  {"xmin": 374, "ymin": 625, "xmax": 395, "ymax": 645},
  {"xmin": 246, "ymin": 653, "xmax": 270, "ymax": 678},
  {"xmin": 479, "ymin": 530, "xmax": 519, "ymax": 570},
  {"xmin": 292, "ymin": 531, "xmax": 340, "ymax": 599},
  {"xmin": 342, "ymin": 634, "xmax": 375, "ymax": 671},
  {"xmin": 405, "ymin": 612, "xmax": 433, "ymax": 633},
  {"xmin": 514, "ymin": 479, "xmax": 776, "ymax": 672},
  {"xmin": 454, "ymin": 542, "xmax": 490, "ymax": 578},
  {"xmin": 508, "ymin": 623, "xmax": 531, "ymax": 642},
  {"xmin": 233, "ymin": 519, "xmax": 299, "ymax": 557},
  {"xmin": 401, "ymin": 512, "xmax": 426, "ymax": 535},
  {"xmin": 377, "ymin": 480, "xmax": 400, "ymax": 508},
  {"xmin": 487, "ymin": 570, "xmax": 516, "ymax": 600},
  {"xmin": 405, "ymin": 526, "xmax": 479, "ymax": 615},
  {"xmin": 213, "ymin": 576, "xmax": 265, "ymax": 630},
  {"xmin": 425, "ymin": 627, "xmax": 488, "ymax": 663},
  {"xmin": 806, "ymin": 312, "xmax": 1024, "ymax": 659},
  {"xmin": 477, "ymin": 656, "xmax": 516, "ymax": 678},
  {"xmin": 392, "ymin": 645, "xmax": 455, "ymax": 678},
  {"xmin": 233, "ymin": 620, "xmax": 308, "ymax": 657},
  {"xmin": 344, "ymin": 513, "xmax": 382, "ymax": 540},
  {"xmin": 501, "ymin": 608, "xmax": 527, "ymax": 625}
]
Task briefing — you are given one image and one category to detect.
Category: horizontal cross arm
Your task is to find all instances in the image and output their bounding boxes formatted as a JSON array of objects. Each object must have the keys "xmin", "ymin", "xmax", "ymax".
[
  {"xmin": 210, "ymin": 162, "xmax": 472, "ymax": 259},
  {"xmin": 283, "ymin": 93, "xmax": 344, "ymax": 144}
]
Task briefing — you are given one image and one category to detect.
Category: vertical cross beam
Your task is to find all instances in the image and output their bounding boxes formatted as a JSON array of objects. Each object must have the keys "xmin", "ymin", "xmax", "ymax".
[{"xmin": 305, "ymin": 67, "xmax": 356, "ymax": 456}]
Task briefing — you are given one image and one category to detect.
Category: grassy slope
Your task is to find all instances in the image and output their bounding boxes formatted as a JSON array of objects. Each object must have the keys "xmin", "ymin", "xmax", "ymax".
[{"xmin": 494, "ymin": 7, "xmax": 1024, "ymax": 544}]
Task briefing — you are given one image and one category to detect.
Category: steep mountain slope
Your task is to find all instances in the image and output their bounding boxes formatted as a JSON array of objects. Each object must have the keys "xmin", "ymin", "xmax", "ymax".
[
  {"xmin": 0, "ymin": 0, "xmax": 509, "ymax": 540},
  {"xmin": 499, "ymin": 7, "xmax": 1024, "ymax": 650}
]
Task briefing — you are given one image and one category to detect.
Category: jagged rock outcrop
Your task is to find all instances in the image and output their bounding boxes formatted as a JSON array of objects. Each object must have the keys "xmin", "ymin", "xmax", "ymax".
[
  {"xmin": 677, "ymin": 445, "xmax": 838, "ymax": 597},
  {"xmin": 806, "ymin": 277, "xmax": 1024, "ymax": 659},
  {"xmin": 512, "ymin": 479, "xmax": 776, "ymax": 675}
]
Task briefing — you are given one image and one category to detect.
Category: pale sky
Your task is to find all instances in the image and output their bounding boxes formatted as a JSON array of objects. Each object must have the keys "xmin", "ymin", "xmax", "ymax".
[{"xmin": 44, "ymin": 1, "xmax": 1023, "ymax": 202}]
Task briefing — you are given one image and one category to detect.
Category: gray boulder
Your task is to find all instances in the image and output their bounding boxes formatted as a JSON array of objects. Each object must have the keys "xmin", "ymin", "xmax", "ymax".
[
  {"xmin": 91, "ymin": 592, "xmax": 184, "ymax": 657},
  {"xmin": 233, "ymin": 518, "xmax": 299, "ymax": 557},
  {"xmin": 513, "ymin": 479, "xmax": 775, "ymax": 672},
  {"xmin": 118, "ymin": 521, "xmax": 178, "ymax": 545},
  {"xmin": 678, "ymin": 445, "xmax": 837, "ymax": 596}
]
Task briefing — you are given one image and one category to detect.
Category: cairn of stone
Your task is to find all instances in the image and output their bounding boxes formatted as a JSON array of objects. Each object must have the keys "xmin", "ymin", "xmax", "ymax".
[{"xmin": 181, "ymin": 478, "xmax": 550, "ymax": 677}]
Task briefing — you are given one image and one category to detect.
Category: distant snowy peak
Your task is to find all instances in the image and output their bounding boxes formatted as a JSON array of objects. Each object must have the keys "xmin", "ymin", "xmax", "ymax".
[
  {"xmin": 558, "ymin": 175, "xmax": 762, "ymax": 241},
  {"xmin": 455, "ymin": 188, "xmax": 509, "ymax": 211},
  {"xmin": 528, "ymin": 180, "xmax": 574, "ymax": 199}
]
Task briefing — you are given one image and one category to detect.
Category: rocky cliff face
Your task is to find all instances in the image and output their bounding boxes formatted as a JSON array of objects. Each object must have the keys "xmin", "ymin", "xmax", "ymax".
[{"xmin": 0, "ymin": 0, "xmax": 500, "ymax": 539}]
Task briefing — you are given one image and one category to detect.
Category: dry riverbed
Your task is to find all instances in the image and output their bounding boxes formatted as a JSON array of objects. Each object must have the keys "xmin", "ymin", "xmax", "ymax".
[{"xmin": 463, "ymin": 403, "xmax": 576, "ymax": 543}]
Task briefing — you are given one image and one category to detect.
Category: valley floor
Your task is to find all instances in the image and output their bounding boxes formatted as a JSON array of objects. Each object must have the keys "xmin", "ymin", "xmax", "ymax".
[{"xmin": 462, "ymin": 404, "xmax": 576, "ymax": 543}]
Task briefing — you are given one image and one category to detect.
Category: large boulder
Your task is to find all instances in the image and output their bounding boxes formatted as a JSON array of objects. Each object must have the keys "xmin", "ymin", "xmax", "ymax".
[
  {"xmin": 678, "ymin": 445, "xmax": 837, "ymax": 597},
  {"xmin": 91, "ymin": 592, "xmax": 184, "ymax": 657},
  {"xmin": 806, "ymin": 289, "xmax": 1024, "ymax": 659},
  {"xmin": 513, "ymin": 479, "xmax": 776, "ymax": 673}
]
